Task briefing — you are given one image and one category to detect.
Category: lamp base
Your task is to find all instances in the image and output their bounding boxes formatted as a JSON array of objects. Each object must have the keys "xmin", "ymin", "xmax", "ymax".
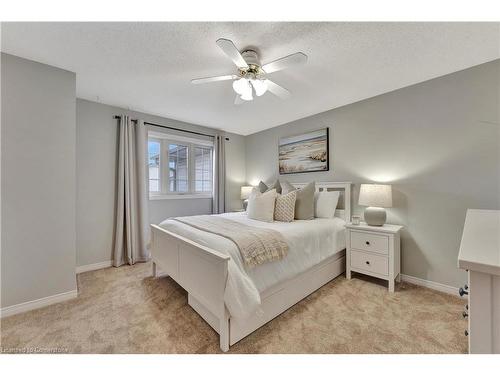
[{"xmin": 364, "ymin": 207, "xmax": 386, "ymax": 226}]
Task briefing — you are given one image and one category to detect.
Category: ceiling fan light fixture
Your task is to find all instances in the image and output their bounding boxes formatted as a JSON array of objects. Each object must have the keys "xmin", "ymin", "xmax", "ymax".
[
  {"xmin": 240, "ymin": 88, "xmax": 253, "ymax": 101},
  {"xmin": 191, "ymin": 38, "xmax": 306, "ymax": 104},
  {"xmin": 251, "ymin": 79, "xmax": 268, "ymax": 96},
  {"xmin": 232, "ymin": 78, "xmax": 249, "ymax": 95}
]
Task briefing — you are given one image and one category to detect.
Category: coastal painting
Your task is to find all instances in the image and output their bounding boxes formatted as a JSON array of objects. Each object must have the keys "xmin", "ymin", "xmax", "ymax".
[{"xmin": 279, "ymin": 128, "xmax": 329, "ymax": 174}]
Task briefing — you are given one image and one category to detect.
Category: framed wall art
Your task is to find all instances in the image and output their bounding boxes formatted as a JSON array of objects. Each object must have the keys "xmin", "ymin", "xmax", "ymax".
[{"xmin": 278, "ymin": 128, "xmax": 329, "ymax": 174}]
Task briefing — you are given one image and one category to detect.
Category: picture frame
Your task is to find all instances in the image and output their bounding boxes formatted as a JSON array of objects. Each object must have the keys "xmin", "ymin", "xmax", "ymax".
[{"xmin": 278, "ymin": 128, "xmax": 329, "ymax": 175}]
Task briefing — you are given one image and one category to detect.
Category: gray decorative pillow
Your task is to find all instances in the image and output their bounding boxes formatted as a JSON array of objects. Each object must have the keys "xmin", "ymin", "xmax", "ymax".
[
  {"xmin": 258, "ymin": 180, "xmax": 282, "ymax": 194},
  {"xmin": 268, "ymin": 180, "xmax": 282, "ymax": 194},
  {"xmin": 280, "ymin": 180, "xmax": 296, "ymax": 195},
  {"xmin": 294, "ymin": 182, "xmax": 315, "ymax": 220},
  {"xmin": 258, "ymin": 181, "xmax": 268, "ymax": 193}
]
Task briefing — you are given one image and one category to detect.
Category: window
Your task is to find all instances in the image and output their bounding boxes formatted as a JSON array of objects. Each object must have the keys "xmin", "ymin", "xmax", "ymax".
[
  {"xmin": 168, "ymin": 144, "xmax": 188, "ymax": 193},
  {"xmin": 148, "ymin": 132, "xmax": 214, "ymax": 199},
  {"xmin": 194, "ymin": 146, "xmax": 213, "ymax": 193},
  {"xmin": 148, "ymin": 140, "xmax": 160, "ymax": 192}
]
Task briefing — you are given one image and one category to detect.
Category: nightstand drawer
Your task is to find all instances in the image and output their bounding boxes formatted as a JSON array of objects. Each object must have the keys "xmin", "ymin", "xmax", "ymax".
[
  {"xmin": 350, "ymin": 250, "xmax": 388, "ymax": 276},
  {"xmin": 351, "ymin": 231, "xmax": 389, "ymax": 254}
]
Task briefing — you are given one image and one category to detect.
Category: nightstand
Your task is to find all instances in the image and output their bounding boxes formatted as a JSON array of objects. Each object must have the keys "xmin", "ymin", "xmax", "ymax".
[{"xmin": 345, "ymin": 222, "xmax": 403, "ymax": 292}]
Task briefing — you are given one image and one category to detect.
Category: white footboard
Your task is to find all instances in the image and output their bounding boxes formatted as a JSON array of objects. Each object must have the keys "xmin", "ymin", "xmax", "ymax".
[{"xmin": 150, "ymin": 224, "xmax": 231, "ymax": 351}]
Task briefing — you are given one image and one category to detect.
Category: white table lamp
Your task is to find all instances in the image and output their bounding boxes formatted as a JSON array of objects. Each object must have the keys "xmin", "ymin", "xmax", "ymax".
[
  {"xmin": 240, "ymin": 186, "xmax": 254, "ymax": 210},
  {"xmin": 358, "ymin": 184, "xmax": 392, "ymax": 226}
]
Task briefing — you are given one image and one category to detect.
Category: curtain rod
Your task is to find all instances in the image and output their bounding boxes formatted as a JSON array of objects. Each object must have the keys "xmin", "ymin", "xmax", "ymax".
[{"xmin": 113, "ymin": 115, "xmax": 228, "ymax": 140}]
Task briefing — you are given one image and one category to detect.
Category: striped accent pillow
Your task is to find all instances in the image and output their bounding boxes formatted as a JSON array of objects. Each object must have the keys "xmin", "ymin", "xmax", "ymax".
[{"xmin": 274, "ymin": 190, "xmax": 297, "ymax": 222}]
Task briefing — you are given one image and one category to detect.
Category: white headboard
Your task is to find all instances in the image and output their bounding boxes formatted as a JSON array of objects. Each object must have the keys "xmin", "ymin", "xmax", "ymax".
[{"xmin": 292, "ymin": 182, "xmax": 352, "ymax": 221}]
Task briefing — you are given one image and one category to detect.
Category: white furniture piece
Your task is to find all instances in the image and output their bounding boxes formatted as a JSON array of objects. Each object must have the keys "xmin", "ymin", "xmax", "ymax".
[
  {"xmin": 345, "ymin": 222, "xmax": 402, "ymax": 292},
  {"xmin": 458, "ymin": 209, "xmax": 500, "ymax": 354},
  {"xmin": 150, "ymin": 182, "xmax": 351, "ymax": 352}
]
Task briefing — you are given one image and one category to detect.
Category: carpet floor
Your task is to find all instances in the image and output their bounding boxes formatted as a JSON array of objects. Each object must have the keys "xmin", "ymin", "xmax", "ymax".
[{"xmin": 0, "ymin": 262, "xmax": 467, "ymax": 354}]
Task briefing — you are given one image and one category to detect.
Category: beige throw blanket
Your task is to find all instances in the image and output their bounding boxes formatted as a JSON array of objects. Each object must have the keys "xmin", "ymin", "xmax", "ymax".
[{"xmin": 173, "ymin": 215, "xmax": 288, "ymax": 266}]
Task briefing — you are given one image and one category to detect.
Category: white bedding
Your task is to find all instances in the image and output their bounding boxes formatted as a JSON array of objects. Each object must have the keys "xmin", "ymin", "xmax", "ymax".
[{"xmin": 158, "ymin": 212, "xmax": 346, "ymax": 318}]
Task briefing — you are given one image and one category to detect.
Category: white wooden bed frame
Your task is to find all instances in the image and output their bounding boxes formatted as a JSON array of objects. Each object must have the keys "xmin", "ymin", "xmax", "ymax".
[{"xmin": 150, "ymin": 182, "xmax": 351, "ymax": 352}]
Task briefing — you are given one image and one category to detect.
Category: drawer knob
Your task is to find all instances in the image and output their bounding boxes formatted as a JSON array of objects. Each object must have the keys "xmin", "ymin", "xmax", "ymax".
[
  {"xmin": 365, "ymin": 261, "xmax": 370, "ymax": 265},
  {"xmin": 462, "ymin": 311, "xmax": 468, "ymax": 319},
  {"xmin": 464, "ymin": 284, "xmax": 468, "ymax": 291},
  {"xmin": 465, "ymin": 304, "xmax": 468, "ymax": 310},
  {"xmin": 464, "ymin": 330, "xmax": 468, "ymax": 337},
  {"xmin": 365, "ymin": 241, "xmax": 370, "ymax": 245},
  {"xmin": 459, "ymin": 287, "xmax": 469, "ymax": 297}
]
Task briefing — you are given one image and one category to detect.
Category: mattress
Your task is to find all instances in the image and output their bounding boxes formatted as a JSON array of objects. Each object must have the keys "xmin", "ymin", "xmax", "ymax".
[{"xmin": 158, "ymin": 212, "xmax": 346, "ymax": 318}]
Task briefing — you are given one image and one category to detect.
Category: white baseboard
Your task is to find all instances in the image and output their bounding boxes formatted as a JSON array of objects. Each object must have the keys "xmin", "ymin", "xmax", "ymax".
[
  {"xmin": 76, "ymin": 260, "xmax": 112, "ymax": 274},
  {"xmin": 0, "ymin": 289, "xmax": 78, "ymax": 318},
  {"xmin": 401, "ymin": 274, "xmax": 461, "ymax": 297}
]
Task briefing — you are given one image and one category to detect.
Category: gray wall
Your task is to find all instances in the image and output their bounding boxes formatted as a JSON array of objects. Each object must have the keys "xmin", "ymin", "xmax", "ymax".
[
  {"xmin": 3, "ymin": 52, "xmax": 496, "ymax": 307},
  {"xmin": 76, "ymin": 99, "xmax": 245, "ymax": 267},
  {"xmin": 245, "ymin": 60, "xmax": 500, "ymax": 288},
  {"xmin": 1, "ymin": 53, "xmax": 77, "ymax": 307}
]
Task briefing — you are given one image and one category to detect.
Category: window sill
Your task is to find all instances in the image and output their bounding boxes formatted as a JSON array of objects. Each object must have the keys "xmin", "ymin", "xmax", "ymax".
[{"xmin": 149, "ymin": 194, "xmax": 213, "ymax": 201}]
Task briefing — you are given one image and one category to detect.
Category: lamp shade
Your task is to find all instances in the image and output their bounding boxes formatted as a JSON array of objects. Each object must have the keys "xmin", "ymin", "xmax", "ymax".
[
  {"xmin": 240, "ymin": 186, "xmax": 254, "ymax": 200},
  {"xmin": 358, "ymin": 184, "xmax": 392, "ymax": 208}
]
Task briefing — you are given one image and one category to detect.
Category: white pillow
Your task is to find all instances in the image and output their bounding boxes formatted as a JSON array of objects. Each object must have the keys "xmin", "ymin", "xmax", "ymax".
[
  {"xmin": 245, "ymin": 187, "xmax": 260, "ymax": 211},
  {"xmin": 247, "ymin": 189, "xmax": 277, "ymax": 222},
  {"xmin": 314, "ymin": 191, "xmax": 340, "ymax": 218}
]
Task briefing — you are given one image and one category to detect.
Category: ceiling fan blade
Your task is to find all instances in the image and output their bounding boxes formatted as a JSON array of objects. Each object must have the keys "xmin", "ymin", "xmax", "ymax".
[
  {"xmin": 265, "ymin": 80, "xmax": 291, "ymax": 100},
  {"xmin": 262, "ymin": 52, "xmax": 307, "ymax": 74},
  {"xmin": 216, "ymin": 38, "xmax": 249, "ymax": 69},
  {"xmin": 234, "ymin": 95, "xmax": 244, "ymax": 105},
  {"xmin": 191, "ymin": 74, "xmax": 238, "ymax": 85}
]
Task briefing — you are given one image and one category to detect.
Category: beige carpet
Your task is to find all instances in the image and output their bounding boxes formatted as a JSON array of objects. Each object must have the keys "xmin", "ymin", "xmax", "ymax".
[{"xmin": 0, "ymin": 262, "xmax": 467, "ymax": 354}]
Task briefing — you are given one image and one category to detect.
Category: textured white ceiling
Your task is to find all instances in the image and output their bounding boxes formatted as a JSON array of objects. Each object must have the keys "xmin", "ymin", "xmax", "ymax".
[{"xmin": 2, "ymin": 22, "xmax": 499, "ymax": 135}]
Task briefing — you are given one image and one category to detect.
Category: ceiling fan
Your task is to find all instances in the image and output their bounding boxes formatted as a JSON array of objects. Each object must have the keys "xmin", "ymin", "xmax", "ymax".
[{"xmin": 191, "ymin": 38, "xmax": 307, "ymax": 104}]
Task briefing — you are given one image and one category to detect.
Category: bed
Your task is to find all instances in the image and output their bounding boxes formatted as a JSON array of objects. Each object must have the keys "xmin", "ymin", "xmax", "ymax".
[{"xmin": 150, "ymin": 182, "xmax": 351, "ymax": 351}]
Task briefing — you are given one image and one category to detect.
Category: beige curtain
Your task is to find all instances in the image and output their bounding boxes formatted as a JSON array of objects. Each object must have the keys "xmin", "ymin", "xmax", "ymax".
[
  {"xmin": 113, "ymin": 116, "xmax": 150, "ymax": 267},
  {"xmin": 213, "ymin": 134, "xmax": 226, "ymax": 214}
]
